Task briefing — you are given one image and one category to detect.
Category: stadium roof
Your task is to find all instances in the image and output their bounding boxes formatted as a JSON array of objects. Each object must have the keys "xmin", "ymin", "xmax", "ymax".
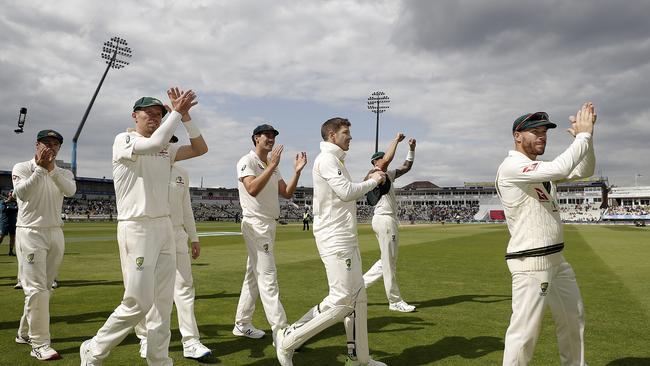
[{"xmin": 401, "ymin": 181, "xmax": 440, "ymax": 190}]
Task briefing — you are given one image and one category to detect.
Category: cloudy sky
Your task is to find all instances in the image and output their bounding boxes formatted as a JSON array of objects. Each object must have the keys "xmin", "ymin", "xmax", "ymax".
[{"xmin": 1, "ymin": 0, "xmax": 649, "ymax": 189}]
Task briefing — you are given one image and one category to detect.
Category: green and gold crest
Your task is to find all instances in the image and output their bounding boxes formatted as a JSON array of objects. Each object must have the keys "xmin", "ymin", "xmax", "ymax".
[
  {"xmin": 27, "ymin": 253, "xmax": 35, "ymax": 264},
  {"xmin": 136, "ymin": 257, "xmax": 144, "ymax": 270}
]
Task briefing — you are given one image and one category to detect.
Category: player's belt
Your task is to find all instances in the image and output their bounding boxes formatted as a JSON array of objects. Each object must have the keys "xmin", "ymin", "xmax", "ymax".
[{"xmin": 505, "ymin": 242, "xmax": 564, "ymax": 260}]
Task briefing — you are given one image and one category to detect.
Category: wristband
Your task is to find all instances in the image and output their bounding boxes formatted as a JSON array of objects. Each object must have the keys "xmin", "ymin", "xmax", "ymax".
[
  {"xmin": 406, "ymin": 150, "xmax": 415, "ymax": 162},
  {"xmin": 183, "ymin": 120, "xmax": 201, "ymax": 139}
]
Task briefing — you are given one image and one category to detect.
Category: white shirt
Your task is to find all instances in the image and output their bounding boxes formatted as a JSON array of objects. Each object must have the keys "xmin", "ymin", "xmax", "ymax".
[
  {"xmin": 374, "ymin": 170, "xmax": 398, "ymax": 217},
  {"xmin": 169, "ymin": 165, "xmax": 198, "ymax": 242},
  {"xmin": 237, "ymin": 150, "xmax": 283, "ymax": 220},
  {"xmin": 113, "ymin": 130, "xmax": 179, "ymax": 220},
  {"xmin": 12, "ymin": 159, "xmax": 76, "ymax": 228},
  {"xmin": 496, "ymin": 132, "xmax": 594, "ymax": 271},
  {"xmin": 312, "ymin": 141, "xmax": 378, "ymax": 255}
]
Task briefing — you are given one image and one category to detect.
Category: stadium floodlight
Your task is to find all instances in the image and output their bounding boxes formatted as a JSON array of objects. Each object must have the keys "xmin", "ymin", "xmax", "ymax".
[
  {"xmin": 71, "ymin": 36, "xmax": 132, "ymax": 177},
  {"xmin": 367, "ymin": 91, "xmax": 390, "ymax": 153}
]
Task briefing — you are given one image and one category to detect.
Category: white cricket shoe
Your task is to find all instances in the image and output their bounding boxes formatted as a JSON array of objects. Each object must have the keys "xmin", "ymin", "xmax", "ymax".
[
  {"xmin": 275, "ymin": 328, "xmax": 294, "ymax": 366},
  {"xmin": 30, "ymin": 344, "xmax": 62, "ymax": 361},
  {"xmin": 345, "ymin": 357, "xmax": 387, "ymax": 366},
  {"xmin": 15, "ymin": 335, "xmax": 30, "ymax": 344},
  {"xmin": 232, "ymin": 323, "xmax": 265, "ymax": 339},
  {"xmin": 139, "ymin": 338, "xmax": 147, "ymax": 358},
  {"xmin": 183, "ymin": 340, "xmax": 212, "ymax": 359},
  {"xmin": 80, "ymin": 339, "xmax": 101, "ymax": 365},
  {"xmin": 389, "ymin": 300, "xmax": 416, "ymax": 313}
]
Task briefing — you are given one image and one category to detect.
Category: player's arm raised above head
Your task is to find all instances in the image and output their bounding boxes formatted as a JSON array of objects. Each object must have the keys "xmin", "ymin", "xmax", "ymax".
[
  {"xmin": 395, "ymin": 138, "xmax": 416, "ymax": 179},
  {"xmin": 561, "ymin": 103, "xmax": 597, "ymax": 182},
  {"xmin": 375, "ymin": 133, "xmax": 405, "ymax": 172}
]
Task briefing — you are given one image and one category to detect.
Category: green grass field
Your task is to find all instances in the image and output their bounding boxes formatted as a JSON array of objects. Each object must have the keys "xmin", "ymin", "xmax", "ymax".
[{"xmin": 0, "ymin": 222, "xmax": 648, "ymax": 365}]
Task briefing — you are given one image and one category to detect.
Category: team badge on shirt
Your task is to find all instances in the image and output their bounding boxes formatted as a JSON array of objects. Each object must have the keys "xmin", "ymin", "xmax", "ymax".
[
  {"xmin": 136, "ymin": 257, "xmax": 144, "ymax": 271},
  {"xmin": 263, "ymin": 243, "xmax": 269, "ymax": 254},
  {"xmin": 345, "ymin": 258, "xmax": 352, "ymax": 271},
  {"xmin": 176, "ymin": 176, "xmax": 184, "ymax": 185},
  {"xmin": 539, "ymin": 282, "xmax": 549, "ymax": 296}
]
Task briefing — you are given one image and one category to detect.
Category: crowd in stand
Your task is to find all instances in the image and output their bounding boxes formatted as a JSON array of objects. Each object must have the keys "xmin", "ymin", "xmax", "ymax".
[{"xmin": 606, "ymin": 205, "xmax": 650, "ymax": 216}]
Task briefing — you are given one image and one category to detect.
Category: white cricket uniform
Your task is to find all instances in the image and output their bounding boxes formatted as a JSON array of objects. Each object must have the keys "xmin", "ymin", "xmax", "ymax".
[
  {"xmin": 12, "ymin": 159, "xmax": 76, "ymax": 348},
  {"xmin": 362, "ymin": 169, "xmax": 405, "ymax": 304},
  {"xmin": 85, "ymin": 113, "xmax": 182, "ymax": 366},
  {"xmin": 136, "ymin": 165, "xmax": 203, "ymax": 347},
  {"xmin": 496, "ymin": 132, "xmax": 594, "ymax": 366},
  {"xmin": 234, "ymin": 150, "xmax": 288, "ymax": 333},
  {"xmin": 278, "ymin": 142, "xmax": 378, "ymax": 363}
]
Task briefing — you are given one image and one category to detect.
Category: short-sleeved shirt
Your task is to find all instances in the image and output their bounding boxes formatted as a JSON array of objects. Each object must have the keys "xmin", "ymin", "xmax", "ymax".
[
  {"xmin": 237, "ymin": 150, "xmax": 283, "ymax": 220},
  {"xmin": 112, "ymin": 131, "xmax": 179, "ymax": 220},
  {"xmin": 374, "ymin": 170, "xmax": 397, "ymax": 217}
]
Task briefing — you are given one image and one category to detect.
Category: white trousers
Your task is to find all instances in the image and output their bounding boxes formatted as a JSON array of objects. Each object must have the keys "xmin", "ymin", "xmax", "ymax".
[
  {"xmin": 86, "ymin": 217, "xmax": 176, "ymax": 366},
  {"xmin": 136, "ymin": 226, "xmax": 201, "ymax": 346},
  {"xmin": 15, "ymin": 227, "xmax": 64, "ymax": 348},
  {"xmin": 235, "ymin": 216, "xmax": 287, "ymax": 332},
  {"xmin": 363, "ymin": 215, "xmax": 403, "ymax": 304},
  {"xmin": 281, "ymin": 246, "xmax": 372, "ymax": 363},
  {"xmin": 503, "ymin": 259, "xmax": 587, "ymax": 366}
]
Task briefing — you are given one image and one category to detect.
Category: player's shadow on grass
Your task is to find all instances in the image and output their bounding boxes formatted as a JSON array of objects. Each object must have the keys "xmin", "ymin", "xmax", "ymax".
[
  {"xmin": 607, "ymin": 357, "xmax": 650, "ymax": 366},
  {"xmin": 388, "ymin": 294, "xmax": 511, "ymax": 309},
  {"xmin": 55, "ymin": 279, "xmax": 124, "ymax": 287},
  {"xmin": 195, "ymin": 291, "xmax": 240, "ymax": 300},
  {"xmin": 379, "ymin": 335, "xmax": 504, "ymax": 365},
  {"xmin": 0, "ymin": 310, "xmax": 113, "ymax": 331}
]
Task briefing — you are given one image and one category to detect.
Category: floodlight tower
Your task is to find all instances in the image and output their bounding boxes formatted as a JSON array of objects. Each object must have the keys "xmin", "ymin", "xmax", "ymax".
[
  {"xmin": 367, "ymin": 91, "xmax": 390, "ymax": 153},
  {"xmin": 71, "ymin": 36, "xmax": 132, "ymax": 177}
]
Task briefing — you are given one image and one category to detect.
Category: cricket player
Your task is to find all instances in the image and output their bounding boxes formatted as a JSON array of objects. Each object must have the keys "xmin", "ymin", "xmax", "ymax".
[
  {"xmin": 233, "ymin": 124, "xmax": 307, "ymax": 340},
  {"xmin": 12, "ymin": 129, "xmax": 76, "ymax": 360},
  {"xmin": 362, "ymin": 133, "xmax": 417, "ymax": 313},
  {"xmin": 81, "ymin": 88, "xmax": 207, "ymax": 366},
  {"xmin": 275, "ymin": 117, "xmax": 387, "ymax": 366},
  {"xmin": 1, "ymin": 190, "xmax": 18, "ymax": 256},
  {"xmin": 135, "ymin": 141, "xmax": 212, "ymax": 361},
  {"xmin": 496, "ymin": 102, "xmax": 596, "ymax": 366}
]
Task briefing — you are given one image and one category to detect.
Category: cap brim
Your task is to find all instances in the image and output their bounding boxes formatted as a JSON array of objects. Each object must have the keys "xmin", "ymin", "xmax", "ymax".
[
  {"xmin": 135, "ymin": 104, "xmax": 168, "ymax": 117},
  {"xmin": 521, "ymin": 120, "xmax": 557, "ymax": 130}
]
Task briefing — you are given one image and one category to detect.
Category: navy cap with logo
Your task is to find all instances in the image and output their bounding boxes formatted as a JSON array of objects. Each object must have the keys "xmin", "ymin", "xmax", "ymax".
[
  {"xmin": 36, "ymin": 129, "xmax": 64, "ymax": 144},
  {"xmin": 512, "ymin": 112, "xmax": 557, "ymax": 134},
  {"xmin": 252, "ymin": 124, "xmax": 279, "ymax": 136},
  {"xmin": 133, "ymin": 97, "xmax": 168, "ymax": 117}
]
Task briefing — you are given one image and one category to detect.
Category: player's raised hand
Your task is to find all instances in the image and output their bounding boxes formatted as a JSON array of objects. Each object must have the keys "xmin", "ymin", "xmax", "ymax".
[
  {"xmin": 269, "ymin": 145, "xmax": 284, "ymax": 168},
  {"xmin": 570, "ymin": 102, "xmax": 595, "ymax": 136},
  {"xmin": 294, "ymin": 152, "xmax": 307, "ymax": 173},
  {"xmin": 168, "ymin": 87, "xmax": 198, "ymax": 116},
  {"xmin": 395, "ymin": 133, "xmax": 406, "ymax": 142},
  {"xmin": 408, "ymin": 138, "xmax": 416, "ymax": 150}
]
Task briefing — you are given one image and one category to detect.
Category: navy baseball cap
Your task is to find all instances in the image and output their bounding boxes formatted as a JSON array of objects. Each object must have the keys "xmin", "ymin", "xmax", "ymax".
[
  {"xmin": 512, "ymin": 112, "xmax": 557, "ymax": 133},
  {"xmin": 133, "ymin": 97, "xmax": 168, "ymax": 117},
  {"xmin": 252, "ymin": 124, "xmax": 279, "ymax": 136},
  {"xmin": 36, "ymin": 129, "xmax": 63, "ymax": 144}
]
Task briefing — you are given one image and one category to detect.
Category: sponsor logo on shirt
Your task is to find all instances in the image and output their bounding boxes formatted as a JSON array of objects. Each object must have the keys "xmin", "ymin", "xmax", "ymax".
[
  {"xmin": 126, "ymin": 135, "xmax": 131, "ymax": 144},
  {"xmin": 176, "ymin": 176, "xmax": 184, "ymax": 185},
  {"xmin": 240, "ymin": 164, "xmax": 246, "ymax": 172},
  {"xmin": 337, "ymin": 169, "xmax": 342, "ymax": 175},
  {"xmin": 534, "ymin": 187, "xmax": 550, "ymax": 202},
  {"xmin": 522, "ymin": 162, "xmax": 540, "ymax": 173}
]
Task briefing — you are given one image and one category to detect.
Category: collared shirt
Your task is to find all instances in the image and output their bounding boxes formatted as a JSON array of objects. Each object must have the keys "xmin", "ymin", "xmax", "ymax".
[
  {"xmin": 312, "ymin": 141, "xmax": 377, "ymax": 255},
  {"xmin": 374, "ymin": 170, "xmax": 398, "ymax": 217},
  {"xmin": 237, "ymin": 150, "xmax": 283, "ymax": 220},
  {"xmin": 169, "ymin": 165, "xmax": 198, "ymax": 242},
  {"xmin": 112, "ymin": 130, "xmax": 179, "ymax": 220},
  {"xmin": 12, "ymin": 159, "xmax": 76, "ymax": 228},
  {"xmin": 496, "ymin": 132, "xmax": 594, "ymax": 270}
]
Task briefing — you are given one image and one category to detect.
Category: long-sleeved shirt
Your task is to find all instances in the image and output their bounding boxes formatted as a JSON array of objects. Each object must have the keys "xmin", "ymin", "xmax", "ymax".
[
  {"xmin": 495, "ymin": 132, "xmax": 595, "ymax": 271},
  {"xmin": 169, "ymin": 165, "xmax": 198, "ymax": 242},
  {"xmin": 312, "ymin": 141, "xmax": 378, "ymax": 255},
  {"xmin": 112, "ymin": 119, "xmax": 181, "ymax": 220},
  {"xmin": 12, "ymin": 159, "xmax": 76, "ymax": 228}
]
